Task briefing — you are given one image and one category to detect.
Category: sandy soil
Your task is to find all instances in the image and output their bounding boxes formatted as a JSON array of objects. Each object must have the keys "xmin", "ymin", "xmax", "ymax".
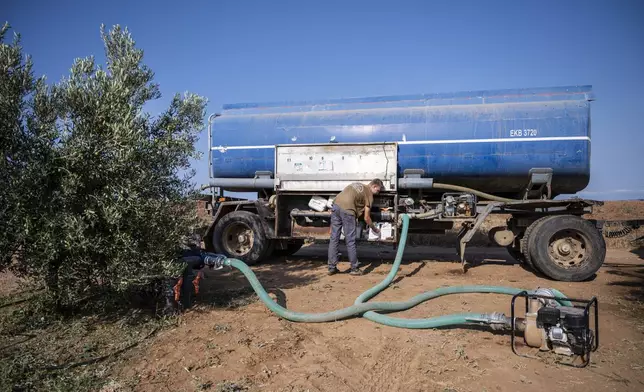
[
  {"xmin": 117, "ymin": 244, "xmax": 644, "ymax": 392},
  {"xmin": 3, "ymin": 200, "xmax": 641, "ymax": 391},
  {"xmin": 587, "ymin": 201, "xmax": 644, "ymax": 221}
]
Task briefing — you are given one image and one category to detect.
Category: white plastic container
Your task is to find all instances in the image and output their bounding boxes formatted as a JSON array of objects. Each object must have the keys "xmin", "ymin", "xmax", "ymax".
[
  {"xmin": 379, "ymin": 222, "xmax": 393, "ymax": 240},
  {"xmin": 308, "ymin": 196, "xmax": 328, "ymax": 212},
  {"xmin": 367, "ymin": 222, "xmax": 393, "ymax": 241}
]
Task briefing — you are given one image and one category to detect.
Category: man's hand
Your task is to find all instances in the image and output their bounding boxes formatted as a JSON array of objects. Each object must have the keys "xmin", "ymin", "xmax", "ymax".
[{"xmin": 364, "ymin": 206, "xmax": 380, "ymax": 233}]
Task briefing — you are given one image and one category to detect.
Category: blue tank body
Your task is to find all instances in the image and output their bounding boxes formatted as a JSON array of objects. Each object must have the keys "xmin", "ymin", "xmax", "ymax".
[{"xmin": 210, "ymin": 85, "xmax": 594, "ymax": 196}]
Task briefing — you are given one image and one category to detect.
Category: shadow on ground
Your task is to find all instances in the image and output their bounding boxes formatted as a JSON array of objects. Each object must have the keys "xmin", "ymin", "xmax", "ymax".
[
  {"xmin": 604, "ymin": 246, "xmax": 644, "ymax": 303},
  {"xmin": 192, "ymin": 255, "xmax": 324, "ymax": 310},
  {"xmin": 291, "ymin": 243, "xmax": 518, "ymax": 264}
]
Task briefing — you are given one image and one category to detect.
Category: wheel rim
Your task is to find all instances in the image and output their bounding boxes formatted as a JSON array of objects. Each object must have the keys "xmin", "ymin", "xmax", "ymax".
[
  {"xmin": 547, "ymin": 229, "xmax": 590, "ymax": 269},
  {"xmin": 222, "ymin": 222, "xmax": 254, "ymax": 257}
]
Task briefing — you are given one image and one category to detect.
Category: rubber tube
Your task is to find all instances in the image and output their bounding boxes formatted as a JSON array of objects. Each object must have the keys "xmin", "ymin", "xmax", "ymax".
[
  {"xmin": 358, "ymin": 286, "xmax": 572, "ymax": 329},
  {"xmin": 353, "ymin": 214, "xmax": 571, "ymax": 329},
  {"xmin": 224, "ymin": 258, "xmax": 556, "ymax": 323},
  {"xmin": 432, "ymin": 182, "xmax": 517, "ymax": 203},
  {"xmin": 218, "ymin": 213, "xmax": 572, "ymax": 328},
  {"xmin": 222, "ymin": 258, "xmax": 572, "ymax": 325}
]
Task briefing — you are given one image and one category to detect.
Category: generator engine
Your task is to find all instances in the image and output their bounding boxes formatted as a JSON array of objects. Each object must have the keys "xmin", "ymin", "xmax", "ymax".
[{"xmin": 512, "ymin": 288, "xmax": 598, "ymax": 367}]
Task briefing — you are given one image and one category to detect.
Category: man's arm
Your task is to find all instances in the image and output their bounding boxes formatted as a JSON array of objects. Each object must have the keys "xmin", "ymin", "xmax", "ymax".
[{"xmin": 364, "ymin": 206, "xmax": 380, "ymax": 233}]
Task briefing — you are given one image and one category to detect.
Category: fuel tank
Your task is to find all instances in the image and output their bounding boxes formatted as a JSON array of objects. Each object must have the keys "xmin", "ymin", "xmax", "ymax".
[{"xmin": 210, "ymin": 85, "xmax": 593, "ymax": 197}]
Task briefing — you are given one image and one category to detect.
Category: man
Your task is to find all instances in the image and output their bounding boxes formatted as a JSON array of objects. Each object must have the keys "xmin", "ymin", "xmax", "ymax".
[{"xmin": 328, "ymin": 179, "xmax": 384, "ymax": 275}]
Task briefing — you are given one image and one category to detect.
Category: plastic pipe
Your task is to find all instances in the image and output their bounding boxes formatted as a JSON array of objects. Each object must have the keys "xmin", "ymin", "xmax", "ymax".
[
  {"xmin": 224, "ymin": 257, "xmax": 515, "ymax": 323},
  {"xmin": 432, "ymin": 182, "xmax": 517, "ymax": 203},
  {"xmin": 353, "ymin": 214, "xmax": 570, "ymax": 329},
  {"xmin": 207, "ymin": 213, "xmax": 572, "ymax": 330}
]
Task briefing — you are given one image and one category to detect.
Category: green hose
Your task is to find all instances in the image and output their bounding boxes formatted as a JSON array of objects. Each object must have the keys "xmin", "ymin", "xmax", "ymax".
[
  {"xmin": 353, "ymin": 214, "xmax": 571, "ymax": 328},
  {"xmin": 218, "ymin": 213, "xmax": 571, "ymax": 329}
]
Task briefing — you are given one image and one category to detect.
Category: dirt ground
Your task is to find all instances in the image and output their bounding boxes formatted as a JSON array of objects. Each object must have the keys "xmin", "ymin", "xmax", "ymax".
[
  {"xmin": 586, "ymin": 200, "xmax": 644, "ymax": 221},
  {"xmin": 2, "ymin": 201, "xmax": 643, "ymax": 392},
  {"xmin": 114, "ymin": 243, "xmax": 644, "ymax": 392}
]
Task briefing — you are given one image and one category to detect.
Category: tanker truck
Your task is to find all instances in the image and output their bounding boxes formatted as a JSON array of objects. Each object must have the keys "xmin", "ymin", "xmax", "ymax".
[{"xmin": 201, "ymin": 85, "xmax": 605, "ymax": 282}]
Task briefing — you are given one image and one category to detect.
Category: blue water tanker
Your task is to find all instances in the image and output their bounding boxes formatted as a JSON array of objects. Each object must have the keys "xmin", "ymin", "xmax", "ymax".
[
  {"xmin": 203, "ymin": 85, "xmax": 605, "ymax": 283},
  {"xmin": 210, "ymin": 85, "xmax": 593, "ymax": 198}
]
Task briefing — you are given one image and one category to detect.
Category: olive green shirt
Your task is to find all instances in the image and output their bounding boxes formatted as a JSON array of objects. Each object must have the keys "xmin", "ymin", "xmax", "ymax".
[{"xmin": 333, "ymin": 182, "xmax": 374, "ymax": 217}]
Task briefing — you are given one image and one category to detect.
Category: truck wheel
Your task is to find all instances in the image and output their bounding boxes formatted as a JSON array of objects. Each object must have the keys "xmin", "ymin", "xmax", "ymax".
[
  {"xmin": 213, "ymin": 211, "xmax": 270, "ymax": 265},
  {"xmin": 528, "ymin": 215, "xmax": 606, "ymax": 282},
  {"xmin": 273, "ymin": 240, "xmax": 305, "ymax": 257},
  {"xmin": 520, "ymin": 216, "xmax": 551, "ymax": 273}
]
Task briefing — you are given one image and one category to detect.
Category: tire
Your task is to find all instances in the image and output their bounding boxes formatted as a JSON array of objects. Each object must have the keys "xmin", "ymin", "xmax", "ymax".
[
  {"xmin": 273, "ymin": 240, "xmax": 305, "ymax": 257},
  {"xmin": 212, "ymin": 211, "xmax": 270, "ymax": 265},
  {"xmin": 521, "ymin": 216, "xmax": 552, "ymax": 273},
  {"xmin": 528, "ymin": 215, "xmax": 606, "ymax": 282}
]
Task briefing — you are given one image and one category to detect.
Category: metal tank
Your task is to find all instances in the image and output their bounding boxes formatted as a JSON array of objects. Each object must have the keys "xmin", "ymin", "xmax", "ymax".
[{"xmin": 209, "ymin": 85, "xmax": 593, "ymax": 197}]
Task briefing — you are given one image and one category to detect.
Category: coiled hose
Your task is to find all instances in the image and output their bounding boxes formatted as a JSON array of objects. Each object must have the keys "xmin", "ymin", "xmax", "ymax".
[{"xmin": 213, "ymin": 214, "xmax": 571, "ymax": 329}]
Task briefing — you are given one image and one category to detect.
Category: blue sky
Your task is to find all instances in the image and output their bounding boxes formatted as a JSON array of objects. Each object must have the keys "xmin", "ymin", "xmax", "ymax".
[{"xmin": 5, "ymin": 0, "xmax": 644, "ymax": 200}]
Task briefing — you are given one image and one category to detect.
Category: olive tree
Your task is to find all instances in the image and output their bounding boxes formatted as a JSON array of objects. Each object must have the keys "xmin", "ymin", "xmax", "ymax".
[
  {"xmin": 0, "ymin": 23, "xmax": 57, "ymax": 273},
  {"xmin": 1, "ymin": 23, "xmax": 207, "ymax": 308}
]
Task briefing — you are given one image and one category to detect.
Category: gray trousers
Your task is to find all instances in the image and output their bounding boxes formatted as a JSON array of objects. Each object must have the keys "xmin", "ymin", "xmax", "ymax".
[{"xmin": 328, "ymin": 204, "xmax": 359, "ymax": 270}]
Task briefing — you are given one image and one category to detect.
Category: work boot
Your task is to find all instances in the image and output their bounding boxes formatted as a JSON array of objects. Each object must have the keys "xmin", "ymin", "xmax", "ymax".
[
  {"xmin": 328, "ymin": 267, "xmax": 340, "ymax": 276},
  {"xmin": 349, "ymin": 268, "xmax": 365, "ymax": 276}
]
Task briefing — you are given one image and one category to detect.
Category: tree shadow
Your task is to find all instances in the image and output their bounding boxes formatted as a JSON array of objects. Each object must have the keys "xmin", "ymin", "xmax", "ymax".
[
  {"xmin": 191, "ymin": 256, "xmax": 321, "ymax": 311},
  {"xmin": 357, "ymin": 259, "xmax": 429, "ymax": 282},
  {"xmin": 391, "ymin": 262, "xmax": 427, "ymax": 284},
  {"xmin": 603, "ymin": 246, "xmax": 644, "ymax": 303}
]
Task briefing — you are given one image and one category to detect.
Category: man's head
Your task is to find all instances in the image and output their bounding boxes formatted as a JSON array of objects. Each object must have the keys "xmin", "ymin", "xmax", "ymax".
[{"xmin": 369, "ymin": 179, "xmax": 384, "ymax": 194}]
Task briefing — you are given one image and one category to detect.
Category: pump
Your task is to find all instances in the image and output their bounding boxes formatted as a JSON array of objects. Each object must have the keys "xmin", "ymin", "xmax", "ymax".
[{"xmin": 511, "ymin": 289, "xmax": 598, "ymax": 367}]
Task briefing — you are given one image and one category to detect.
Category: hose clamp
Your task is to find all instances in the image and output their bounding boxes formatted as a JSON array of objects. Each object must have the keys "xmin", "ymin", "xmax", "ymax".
[
  {"xmin": 533, "ymin": 287, "xmax": 560, "ymax": 307},
  {"xmin": 201, "ymin": 252, "xmax": 228, "ymax": 270},
  {"xmin": 468, "ymin": 312, "xmax": 511, "ymax": 331},
  {"xmin": 487, "ymin": 312, "xmax": 511, "ymax": 330}
]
